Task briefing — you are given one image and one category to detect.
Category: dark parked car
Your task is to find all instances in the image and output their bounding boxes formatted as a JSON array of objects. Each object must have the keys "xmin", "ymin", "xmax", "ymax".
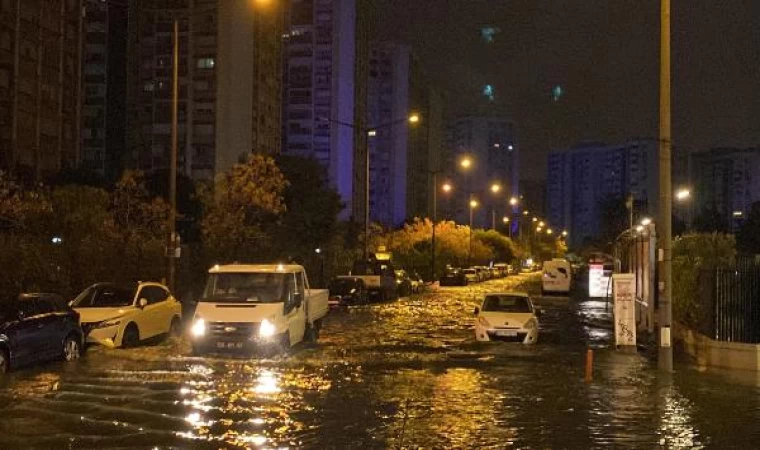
[
  {"xmin": 440, "ymin": 267, "xmax": 468, "ymax": 286},
  {"xmin": 0, "ymin": 293, "xmax": 83, "ymax": 375},
  {"xmin": 328, "ymin": 276, "xmax": 369, "ymax": 306}
]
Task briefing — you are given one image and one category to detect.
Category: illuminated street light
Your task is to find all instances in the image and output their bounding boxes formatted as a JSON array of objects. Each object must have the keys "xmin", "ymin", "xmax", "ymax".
[
  {"xmin": 367, "ymin": 129, "xmax": 377, "ymax": 137},
  {"xmin": 532, "ymin": 217, "xmax": 538, "ymax": 222},
  {"xmin": 539, "ymin": 221, "xmax": 545, "ymax": 227},
  {"xmin": 408, "ymin": 113, "xmax": 421, "ymax": 124},
  {"xmin": 442, "ymin": 183, "xmax": 452, "ymax": 193},
  {"xmin": 536, "ymin": 227, "xmax": 543, "ymax": 233},
  {"xmin": 636, "ymin": 225, "xmax": 644, "ymax": 233},
  {"xmin": 523, "ymin": 210, "xmax": 529, "ymax": 216},
  {"xmin": 675, "ymin": 188, "xmax": 691, "ymax": 201},
  {"xmin": 470, "ymin": 199, "xmax": 479, "ymax": 208},
  {"xmin": 641, "ymin": 217, "xmax": 652, "ymax": 226},
  {"xmin": 733, "ymin": 211, "xmax": 744, "ymax": 218},
  {"xmin": 508, "ymin": 144, "xmax": 514, "ymax": 151},
  {"xmin": 460, "ymin": 157, "xmax": 472, "ymax": 170},
  {"xmin": 490, "ymin": 183, "xmax": 501, "ymax": 194},
  {"xmin": 509, "ymin": 197, "xmax": 519, "ymax": 206},
  {"xmin": 562, "ymin": 230, "xmax": 568, "ymax": 237},
  {"xmin": 502, "ymin": 217, "xmax": 510, "ymax": 223},
  {"xmin": 547, "ymin": 229, "xmax": 553, "ymax": 235}
]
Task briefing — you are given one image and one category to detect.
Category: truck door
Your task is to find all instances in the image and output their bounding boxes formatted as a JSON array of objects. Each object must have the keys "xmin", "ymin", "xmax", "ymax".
[{"xmin": 285, "ymin": 273, "xmax": 306, "ymax": 344}]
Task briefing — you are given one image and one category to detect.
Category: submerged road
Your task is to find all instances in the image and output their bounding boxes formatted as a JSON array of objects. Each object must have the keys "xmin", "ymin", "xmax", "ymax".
[{"xmin": 1, "ymin": 273, "xmax": 759, "ymax": 448}]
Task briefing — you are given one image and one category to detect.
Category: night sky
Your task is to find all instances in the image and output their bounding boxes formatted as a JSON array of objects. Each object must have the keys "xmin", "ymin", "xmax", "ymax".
[{"xmin": 376, "ymin": 0, "xmax": 760, "ymax": 180}]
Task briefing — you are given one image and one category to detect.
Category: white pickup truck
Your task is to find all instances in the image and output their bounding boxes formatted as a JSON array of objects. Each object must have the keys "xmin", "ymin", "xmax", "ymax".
[{"xmin": 189, "ymin": 264, "xmax": 329, "ymax": 354}]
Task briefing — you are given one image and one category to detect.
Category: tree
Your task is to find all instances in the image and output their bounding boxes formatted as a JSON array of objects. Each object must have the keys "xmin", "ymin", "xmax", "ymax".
[
  {"xmin": 201, "ymin": 154, "xmax": 288, "ymax": 263},
  {"xmin": 737, "ymin": 201, "xmax": 760, "ymax": 255},
  {"xmin": 0, "ymin": 170, "xmax": 51, "ymax": 232},
  {"xmin": 268, "ymin": 155, "xmax": 344, "ymax": 263}
]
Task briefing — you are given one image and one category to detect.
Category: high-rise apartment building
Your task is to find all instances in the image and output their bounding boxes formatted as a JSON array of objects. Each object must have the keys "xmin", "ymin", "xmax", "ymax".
[
  {"xmin": 81, "ymin": 0, "xmax": 128, "ymax": 180},
  {"xmin": 546, "ymin": 140, "xmax": 658, "ymax": 247},
  {"xmin": 282, "ymin": 0, "xmax": 374, "ymax": 220},
  {"xmin": 448, "ymin": 116, "xmax": 518, "ymax": 228},
  {"xmin": 127, "ymin": 0, "xmax": 282, "ymax": 181},
  {"xmin": 366, "ymin": 42, "xmax": 442, "ymax": 227},
  {"xmin": 690, "ymin": 147, "xmax": 760, "ymax": 232},
  {"xmin": 0, "ymin": 0, "xmax": 83, "ymax": 179}
]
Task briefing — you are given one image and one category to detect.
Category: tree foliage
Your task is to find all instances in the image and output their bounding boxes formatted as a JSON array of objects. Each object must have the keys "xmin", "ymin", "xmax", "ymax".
[
  {"xmin": 737, "ymin": 201, "xmax": 760, "ymax": 255},
  {"xmin": 672, "ymin": 233, "xmax": 736, "ymax": 327}
]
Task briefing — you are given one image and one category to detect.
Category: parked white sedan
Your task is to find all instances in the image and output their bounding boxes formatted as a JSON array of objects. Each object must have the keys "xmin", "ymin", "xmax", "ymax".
[
  {"xmin": 72, "ymin": 282, "xmax": 182, "ymax": 348},
  {"xmin": 474, "ymin": 292, "xmax": 540, "ymax": 344}
]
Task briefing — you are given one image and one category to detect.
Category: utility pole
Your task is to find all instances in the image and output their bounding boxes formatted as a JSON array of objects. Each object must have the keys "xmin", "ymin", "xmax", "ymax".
[
  {"xmin": 431, "ymin": 171, "xmax": 438, "ymax": 281},
  {"xmin": 658, "ymin": 0, "xmax": 673, "ymax": 372},
  {"xmin": 168, "ymin": 20, "xmax": 179, "ymax": 292}
]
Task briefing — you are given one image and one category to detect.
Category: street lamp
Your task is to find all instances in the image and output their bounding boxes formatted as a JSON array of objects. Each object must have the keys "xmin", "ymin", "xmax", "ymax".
[
  {"xmin": 509, "ymin": 197, "xmax": 519, "ymax": 206},
  {"xmin": 489, "ymin": 183, "xmax": 502, "ymax": 229},
  {"xmin": 430, "ymin": 179, "xmax": 453, "ymax": 281},
  {"xmin": 490, "ymin": 183, "xmax": 501, "ymax": 193},
  {"xmin": 547, "ymin": 229, "xmax": 553, "ymax": 235},
  {"xmin": 502, "ymin": 216, "xmax": 509, "ymax": 223},
  {"xmin": 442, "ymin": 183, "xmax": 452, "ymax": 193},
  {"xmin": 460, "ymin": 157, "xmax": 472, "ymax": 170},
  {"xmin": 408, "ymin": 113, "xmax": 421, "ymax": 124},
  {"xmin": 675, "ymin": 188, "xmax": 690, "ymax": 201},
  {"xmin": 468, "ymin": 199, "xmax": 478, "ymax": 266},
  {"xmin": 539, "ymin": 221, "xmax": 545, "ymax": 228},
  {"xmin": 641, "ymin": 217, "xmax": 653, "ymax": 226},
  {"xmin": 532, "ymin": 217, "xmax": 538, "ymax": 223},
  {"xmin": 562, "ymin": 230, "xmax": 568, "ymax": 237}
]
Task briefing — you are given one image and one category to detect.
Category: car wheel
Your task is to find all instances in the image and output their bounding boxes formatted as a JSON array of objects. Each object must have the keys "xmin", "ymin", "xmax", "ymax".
[
  {"xmin": 0, "ymin": 348, "xmax": 8, "ymax": 374},
  {"xmin": 62, "ymin": 334, "xmax": 81, "ymax": 362},
  {"xmin": 169, "ymin": 316, "xmax": 182, "ymax": 339},
  {"xmin": 122, "ymin": 323, "xmax": 140, "ymax": 348}
]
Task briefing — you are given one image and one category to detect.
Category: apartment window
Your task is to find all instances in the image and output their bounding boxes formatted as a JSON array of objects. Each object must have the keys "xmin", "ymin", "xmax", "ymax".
[
  {"xmin": 143, "ymin": 82, "xmax": 155, "ymax": 92},
  {"xmin": 196, "ymin": 57, "xmax": 215, "ymax": 69}
]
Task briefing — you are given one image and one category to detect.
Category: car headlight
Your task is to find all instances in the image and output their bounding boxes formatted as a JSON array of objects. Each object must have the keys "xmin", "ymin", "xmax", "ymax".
[
  {"xmin": 191, "ymin": 318, "xmax": 206, "ymax": 337},
  {"xmin": 93, "ymin": 318, "xmax": 122, "ymax": 330},
  {"xmin": 259, "ymin": 319, "xmax": 276, "ymax": 338},
  {"xmin": 477, "ymin": 316, "xmax": 490, "ymax": 328}
]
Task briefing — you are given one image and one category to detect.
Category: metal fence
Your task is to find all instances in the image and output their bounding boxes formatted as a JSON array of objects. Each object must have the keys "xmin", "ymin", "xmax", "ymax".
[{"xmin": 697, "ymin": 264, "xmax": 760, "ymax": 343}]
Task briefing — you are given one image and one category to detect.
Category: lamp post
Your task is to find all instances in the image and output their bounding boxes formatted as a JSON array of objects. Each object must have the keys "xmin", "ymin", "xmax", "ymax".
[
  {"xmin": 469, "ymin": 198, "xmax": 478, "ymax": 266},
  {"xmin": 429, "ymin": 174, "xmax": 449, "ymax": 281},
  {"xmin": 322, "ymin": 112, "xmax": 420, "ymax": 259},
  {"xmin": 490, "ymin": 183, "xmax": 501, "ymax": 230}
]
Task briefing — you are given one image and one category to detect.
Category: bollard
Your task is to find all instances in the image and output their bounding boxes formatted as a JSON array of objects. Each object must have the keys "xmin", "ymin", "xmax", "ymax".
[{"xmin": 585, "ymin": 348, "xmax": 594, "ymax": 383}]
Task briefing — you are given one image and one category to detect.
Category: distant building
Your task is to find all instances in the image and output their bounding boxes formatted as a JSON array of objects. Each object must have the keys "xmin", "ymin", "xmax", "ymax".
[
  {"xmin": 690, "ymin": 147, "xmax": 760, "ymax": 232},
  {"xmin": 282, "ymin": 0, "xmax": 374, "ymax": 220},
  {"xmin": 0, "ymin": 0, "xmax": 83, "ymax": 179},
  {"xmin": 366, "ymin": 42, "xmax": 443, "ymax": 227},
  {"xmin": 126, "ymin": 0, "xmax": 282, "ymax": 181},
  {"xmin": 546, "ymin": 140, "xmax": 658, "ymax": 248},
  {"xmin": 81, "ymin": 0, "xmax": 129, "ymax": 180},
  {"xmin": 448, "ymin": 116, "xmax": 518, "ymax": 228}
]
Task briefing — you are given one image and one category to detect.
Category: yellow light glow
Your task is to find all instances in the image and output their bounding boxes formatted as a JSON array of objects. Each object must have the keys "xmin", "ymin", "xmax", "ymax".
[
  {"xmin": 460, "ymin": 157, "xmax": 472, "ymax": 169},
  {"xmin": 523, "ymin": 210, "xmax": 529, "ymax": 216},
  {"xmin": 509, "ymin": 197, "xmax": 519, "ymax": 206},
  {"xmin": 469, "ymin": 199, "xmax": 478, "ymax": 208},
  {"xmin": 562, "ymin": 230, "xmax": 568, "ymax": 237},
  {"xmin": 547, "ymin": 229, "xmax": 553, "ymax": 235},
  {"xmin": 532, "ymin": 217, "xmax": 538, "ymax": 222},
  {"xmin": 442, "ymin": 183, "xmax": 452, "ymax": 193},
  {"xmin": 408, "ymin": 113, "xmax": 420, "ymax": 123},
  {"xmin": 539, "ymin": 221, "xmax": 545, "ymax": 227},
  {"xmin": 676, "ymin": 188, "xmax": 691, "ymax": 201},
  {"xmin": 502, "ymin": 217, "xmax": 509, "ymax": 223},
  {"xmin": 490, "ymin": 184, "xmax": 501, "ymax": 193}
]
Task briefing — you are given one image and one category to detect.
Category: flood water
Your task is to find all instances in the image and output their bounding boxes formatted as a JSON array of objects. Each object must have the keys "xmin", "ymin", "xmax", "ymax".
[{"xmin": 1, "ymin": 273, "xmax": 759, "ymax": 449}]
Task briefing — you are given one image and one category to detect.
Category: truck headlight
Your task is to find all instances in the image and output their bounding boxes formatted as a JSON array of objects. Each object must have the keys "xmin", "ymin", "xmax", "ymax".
[
  {"xmin": 191, "ymin": 318, "xmax": 206, "ymax": 337},
  {"xmin": 259, "ymin": 319, "xmax": 276, "ymax": 338}
]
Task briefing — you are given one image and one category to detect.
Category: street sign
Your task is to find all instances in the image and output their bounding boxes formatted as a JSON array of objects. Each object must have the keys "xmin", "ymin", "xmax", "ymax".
[{"xmin": 613, "ymin": 274, "xmax": 636, "ymax": 347}]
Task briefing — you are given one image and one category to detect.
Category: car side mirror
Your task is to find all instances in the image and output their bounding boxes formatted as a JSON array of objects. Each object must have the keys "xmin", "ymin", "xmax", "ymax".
[
  {"xmin": 139, "ymin": 298, "xmax": 149, "ymax": 308},
  {"xmin": 473, "ymin": 307, "xmax": 480, "ymax": 316}
]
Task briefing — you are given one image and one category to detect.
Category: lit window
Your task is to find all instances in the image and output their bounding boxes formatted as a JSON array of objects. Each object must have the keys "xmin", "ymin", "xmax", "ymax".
[{"xmin": 196, "ymin": 58, "xmax": 215, "ymax": 69}]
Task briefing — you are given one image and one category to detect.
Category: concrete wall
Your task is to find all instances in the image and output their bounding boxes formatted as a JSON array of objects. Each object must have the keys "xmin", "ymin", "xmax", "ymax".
[{"xmin": 676, "ymin": 323, "xmax": 760, "ymax": 371}]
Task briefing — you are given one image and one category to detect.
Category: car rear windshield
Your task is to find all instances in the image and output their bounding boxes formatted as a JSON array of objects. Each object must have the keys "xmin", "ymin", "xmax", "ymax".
[
  {"xmin": 203, "ymin": 273, "xmax": 289, "ymax": 303},
  {"xmin": 72, "ymin": 285, "xmax": 135, "ymax": 308},
  {"xmin": 329, "ymin": 278, "xmax": 360, "ymax": 294},
  {"xmin": 483, "ymin": 296, "xmax": 532, "ymax": 313}
]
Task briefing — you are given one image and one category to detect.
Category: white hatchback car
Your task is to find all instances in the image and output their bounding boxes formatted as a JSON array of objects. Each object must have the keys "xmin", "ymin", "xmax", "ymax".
[
  {"xmin": 474, "ymin": 292, "xmax": 540, "ymax": 344},
  {"xmin": 72, "ymin": 282, "xmax": 182, "ymax": 348}
]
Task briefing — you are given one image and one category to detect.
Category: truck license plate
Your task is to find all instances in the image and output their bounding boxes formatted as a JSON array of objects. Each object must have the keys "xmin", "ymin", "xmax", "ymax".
[
  {"xmin": 496, "ymin": 330, "xmax": 517, "ymax": 337},
  {"xmin": 217, "ymin": 342, "xmax": 243, "ymax": 349}
]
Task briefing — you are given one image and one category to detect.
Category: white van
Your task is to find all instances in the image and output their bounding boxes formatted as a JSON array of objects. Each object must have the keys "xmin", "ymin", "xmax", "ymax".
[{"xmin": 541, "ymin": 259, "xmax": 572, "ymax": 295}]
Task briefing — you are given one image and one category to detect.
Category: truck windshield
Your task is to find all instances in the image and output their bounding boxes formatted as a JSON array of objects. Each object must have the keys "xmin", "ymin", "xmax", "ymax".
[{"xmin": 202, "ymin": 273, "xmax": 288, "ymax": 303}]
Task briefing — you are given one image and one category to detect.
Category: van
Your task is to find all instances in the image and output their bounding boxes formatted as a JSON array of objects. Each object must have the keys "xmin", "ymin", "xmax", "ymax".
[{"xmin": 541, "ymin": 259, "xmax": 572, "ymax": 295}]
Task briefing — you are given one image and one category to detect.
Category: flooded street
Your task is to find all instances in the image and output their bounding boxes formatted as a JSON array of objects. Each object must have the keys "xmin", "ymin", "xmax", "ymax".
[{"xmin": 1, "ymin": 273, "xmax": 760, "ymax": 448}]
